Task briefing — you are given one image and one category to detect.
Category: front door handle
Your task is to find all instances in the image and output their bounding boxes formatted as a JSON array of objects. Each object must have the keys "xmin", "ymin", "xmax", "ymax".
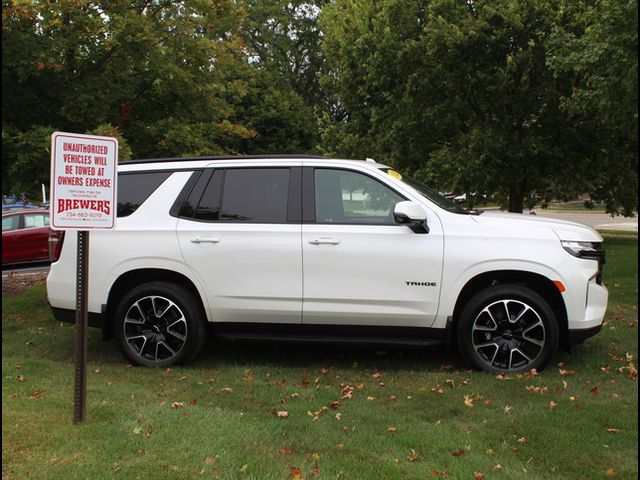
[
  {"xmin": 308, "ymin": 238, "xmax": 341, "ymax": 245},
  {"xmin": 190, "ymin": 237, "xmax": 220, "ymax": 244}
]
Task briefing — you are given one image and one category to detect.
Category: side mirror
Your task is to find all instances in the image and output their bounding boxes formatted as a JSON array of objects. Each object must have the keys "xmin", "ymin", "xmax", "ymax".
[{"xmin": 394, "ymin": 201, "xmax": 429, "ymax": 234}]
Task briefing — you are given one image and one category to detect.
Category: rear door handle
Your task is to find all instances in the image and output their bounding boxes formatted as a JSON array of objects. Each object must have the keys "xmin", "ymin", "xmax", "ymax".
[
  {"xmin": 308, "ymin": 238, "xmax": 341, "ymax": 245},
  {"xmin": 190, "ymin": 237, "xmax": 220, "ymax": 244}
]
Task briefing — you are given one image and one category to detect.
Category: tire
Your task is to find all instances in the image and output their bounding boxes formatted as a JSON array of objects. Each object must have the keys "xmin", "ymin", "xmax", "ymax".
[
  {"xmin": 114, "ymin": 282, "xmax": 206, "ymax": 367},
  {"xmin": 457, "ymin": 285, "xmax": 559, "ymax": 373}
]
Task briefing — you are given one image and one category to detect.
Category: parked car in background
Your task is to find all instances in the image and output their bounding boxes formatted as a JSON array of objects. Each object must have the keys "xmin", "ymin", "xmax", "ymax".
[{"xmin": 2, "ymin": 208, "xmax": 51, "ymax": 266}]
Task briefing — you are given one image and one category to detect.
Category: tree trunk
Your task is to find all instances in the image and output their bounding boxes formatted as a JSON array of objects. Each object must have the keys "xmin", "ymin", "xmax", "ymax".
[{"xmin": 508, "ymin": 184, "xmax": 525, "ymax": 213}]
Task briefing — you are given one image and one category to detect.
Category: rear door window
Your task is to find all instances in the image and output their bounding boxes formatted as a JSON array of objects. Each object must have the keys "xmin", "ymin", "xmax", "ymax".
[{"xmin": 180, "ymin": 168, "xmax": 291, "ymax": 223}]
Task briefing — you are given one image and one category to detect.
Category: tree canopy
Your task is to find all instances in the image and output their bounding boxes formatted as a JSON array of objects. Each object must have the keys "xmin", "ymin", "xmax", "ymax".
[
  {"xmin": 2, "ymin": 0, "xmax": 637, "ymax": 215},
  {"xmin": 320, "ymin": 0, "xmax": 637, "ymax": 214}
]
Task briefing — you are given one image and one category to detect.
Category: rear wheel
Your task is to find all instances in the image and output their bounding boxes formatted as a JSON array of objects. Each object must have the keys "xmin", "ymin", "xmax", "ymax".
[
  {"xmin": 457, "ymin": 285, "xmax": 559, "ymax": 373},
  {"xmin": 114, "ymin": 282, "xmax": 206, "ymax": 367}
]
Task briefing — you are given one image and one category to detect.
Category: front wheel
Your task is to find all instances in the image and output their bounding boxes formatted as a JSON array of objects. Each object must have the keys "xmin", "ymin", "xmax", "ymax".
[
  {"xmin": 114, "ymin": 282, "xmax": 206, "ymax": 367},
  {"xmin": 457, "ymin": 285, "xmax": 559, "ymax": 373}
]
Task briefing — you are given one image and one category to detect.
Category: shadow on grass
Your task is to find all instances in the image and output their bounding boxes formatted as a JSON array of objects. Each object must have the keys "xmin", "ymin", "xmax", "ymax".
[
  {"xmin": 83, "ymin": 324, "xmax": 465, "ymax": 373},
  {"xmin": 198, "ymin": 336, "xmax": 464, "ymax": 372}
]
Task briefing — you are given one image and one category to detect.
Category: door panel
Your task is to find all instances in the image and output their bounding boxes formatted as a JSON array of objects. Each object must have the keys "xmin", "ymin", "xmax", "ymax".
[
  {"xmin": 176, "ymin": 166, "xmax": 302, "ymax": 324},
  {"xmin": 177, "ymin": 223, "xmax": 302, "ymax": 324},
  {"xmin": 302, "ymin": 224, "xmax": 443, "ymax": 326},
  {"xmin": 302, "ymin": 168, "xmax": 443, "ymax": 327}
]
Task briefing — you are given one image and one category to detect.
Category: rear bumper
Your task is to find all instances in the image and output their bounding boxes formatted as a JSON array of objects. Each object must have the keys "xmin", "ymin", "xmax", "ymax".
[{"xmin": 50, "ymin": 306, "xmax": 104, "ymax": 329}]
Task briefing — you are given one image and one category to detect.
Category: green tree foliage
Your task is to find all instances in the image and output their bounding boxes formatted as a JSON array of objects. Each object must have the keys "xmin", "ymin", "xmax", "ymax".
[
  {"xmin": 320, "ymin": 0, "xmax": 637, "ymax": 214},
  {"xmin": 546, "ymin": 0, "xmax": 638, "ymax": 216},
  {"xmin": 2, "ymin": 0, "xmax": 317, "ymax": 195}
]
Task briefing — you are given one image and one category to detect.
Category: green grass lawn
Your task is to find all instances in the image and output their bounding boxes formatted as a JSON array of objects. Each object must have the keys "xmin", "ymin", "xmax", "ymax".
[{"xmin": 3, "ymin": 238, "xmax": 638, "ymax": 480}]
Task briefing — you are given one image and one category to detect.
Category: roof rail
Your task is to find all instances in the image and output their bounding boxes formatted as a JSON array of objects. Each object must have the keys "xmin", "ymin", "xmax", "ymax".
[{"xmin": 121, "ymin": 154, "xmax": 327, "ymax": 165}]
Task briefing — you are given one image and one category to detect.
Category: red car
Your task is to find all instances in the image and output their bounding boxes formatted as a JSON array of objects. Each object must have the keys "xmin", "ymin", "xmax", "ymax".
[{"xmin": 2, "ymin": 208, "xmax": 51, "ymax": 266}]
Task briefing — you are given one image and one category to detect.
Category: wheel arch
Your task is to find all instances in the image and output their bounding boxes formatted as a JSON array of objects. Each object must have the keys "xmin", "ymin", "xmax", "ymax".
[
  {"xmin": 104, "ymin": 268, "xmax": 207, "ymax": 341},
  {"xmin": 451, "ymin": 270, "xmax": 570, "ymax": 352}
]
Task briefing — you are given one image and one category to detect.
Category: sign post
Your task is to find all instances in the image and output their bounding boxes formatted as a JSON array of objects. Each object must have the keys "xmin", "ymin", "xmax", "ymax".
[{"xmin": 50, "ymin": 132, "xmax": 118, "ymax": 423}]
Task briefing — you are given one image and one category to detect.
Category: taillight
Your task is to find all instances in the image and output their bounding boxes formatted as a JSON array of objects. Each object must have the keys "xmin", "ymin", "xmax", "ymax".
[{"xmin": 49, "ymin": 229, "xmax": 65, "ymax": 262}]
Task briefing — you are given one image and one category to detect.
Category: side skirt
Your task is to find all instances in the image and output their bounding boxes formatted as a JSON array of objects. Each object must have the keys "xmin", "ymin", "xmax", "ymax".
[{"xmin": 209, "ymin": 323, "xmax": 447, "ymax": 348}]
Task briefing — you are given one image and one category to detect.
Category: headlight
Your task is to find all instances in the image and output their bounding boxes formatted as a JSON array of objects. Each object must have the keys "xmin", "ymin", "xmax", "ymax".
[{"xmin": 561, "ymin": 241, "xmax": 604, "ymax": 260}]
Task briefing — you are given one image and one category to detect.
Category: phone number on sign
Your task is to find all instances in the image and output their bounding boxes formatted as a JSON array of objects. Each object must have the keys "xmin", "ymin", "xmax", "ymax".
[{"xmin": 62, "ymin": 212, "xmax": 105, "ymax": 219}]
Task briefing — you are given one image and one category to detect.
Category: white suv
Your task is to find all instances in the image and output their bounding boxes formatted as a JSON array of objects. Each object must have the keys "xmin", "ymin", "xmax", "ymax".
[{"xmin": 46, "ymin": 156, "xmax": 608, "ymax": 373}]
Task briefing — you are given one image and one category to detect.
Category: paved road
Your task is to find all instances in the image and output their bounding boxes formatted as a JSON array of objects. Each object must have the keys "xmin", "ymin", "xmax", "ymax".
[
  {"xmin": 525, "ymin": 210, "xmax": 638, "ymax": 232},
  {"xmin": 2, "ymin": 263, "xmax": 50, "ymax": 276}
]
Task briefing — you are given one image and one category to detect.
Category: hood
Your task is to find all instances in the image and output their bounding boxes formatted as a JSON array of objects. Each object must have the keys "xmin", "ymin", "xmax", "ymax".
[{"xmin": 473, "ymin": 210, "xmax": 603, "ymax": 242}]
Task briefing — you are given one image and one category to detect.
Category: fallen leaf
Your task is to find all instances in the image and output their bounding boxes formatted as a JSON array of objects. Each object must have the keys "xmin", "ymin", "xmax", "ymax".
[
  {"xmin": 407, "ymin": 449, "xmax": 418, "ymax": 462},
  {"xmin": 451, "ymin": 449, "xmax": 465, "ymax": 458},
  {"xmin": 549, "ymin": 401, "xmax": 558, "ymax": 411},
  {"xmin": 299, "ymin": 379, "xmax": 310, "ymax": 389},
  {"xmin": 464, "ymin": 395, "xmax": 474, "ymax": 407},
  {"xmin": 388, "ymin": 427, "xmax": 397, "ymax": 433},
  {"xmin": 278, "ymin": 448, "xmax": 293, "ymax": 456},
  {"xmin": 504, "ymin": 405, "xmax": 513, "ymax": 414},
  {"xmin": 367, "ymin": 396, "xmax": 375, "ymax": 401},
  {"xmin": 291, "ymin": 467, "xmax": 302, "ymax": 480},
  {"xmin": 559, "ymin": 368, "xmax": 576, "ymax": 376},
  {"xmin": 221, "ymin": 387, "xmax": 233, "ymax": 393},
  {"xmin": 16, "ymin": 375, "xmax": 25, "ymax": 382},
  {"xmin": 170, "ymin": 402, "xmax": 184, "ymax": 409},
  {"xmin": 341, "ymin": 385, "xmax": 354, "ymax": 399},
  {"xmin": 204, "ymin": 455, "xmax": 217, "ymax": 464},
  {"xmin": 473, "ymin": 473, "xmax": 485, "ymax": 480},
  {"xmin": 606, "ymin": 428, "xmax": 620, "ymax": 433},
  {"xmin": 239, "ymin": 464, "xmax": 248, "ymax": 473},
  {"xmin": 525, "ymin": 385, "xmax": 548, "ymax": 394},
  {"xmin": 276, "ymin": 411, "xmax": 289, "ymax": 418},
  {"xmin": 606, "ymin": 468, "xmax": 617, "ymax": 476},
  {"xmin": 244, "ymin": 370, "xmax": 254, "ymax": 382},
  {"xmin": 517, "ymin": 437, "xmax": 527, "ymax": 445}
]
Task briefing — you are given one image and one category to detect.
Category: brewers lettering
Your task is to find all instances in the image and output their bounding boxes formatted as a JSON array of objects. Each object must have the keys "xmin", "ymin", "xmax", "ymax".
[{"xmin": 57, "ymin": 199, "xmax": 111, "ymax": 215}]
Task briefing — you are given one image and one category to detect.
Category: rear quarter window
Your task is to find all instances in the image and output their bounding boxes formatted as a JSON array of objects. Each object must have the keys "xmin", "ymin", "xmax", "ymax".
[{"xmin": 117, "ymin": 172, "xmax": 172, "ymax": 217}]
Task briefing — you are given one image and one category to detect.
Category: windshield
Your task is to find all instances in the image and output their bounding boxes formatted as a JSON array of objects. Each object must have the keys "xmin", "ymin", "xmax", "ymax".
[{"xmin": 380, "ymin": 168, "xmax": 470, "ymax": 215}]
